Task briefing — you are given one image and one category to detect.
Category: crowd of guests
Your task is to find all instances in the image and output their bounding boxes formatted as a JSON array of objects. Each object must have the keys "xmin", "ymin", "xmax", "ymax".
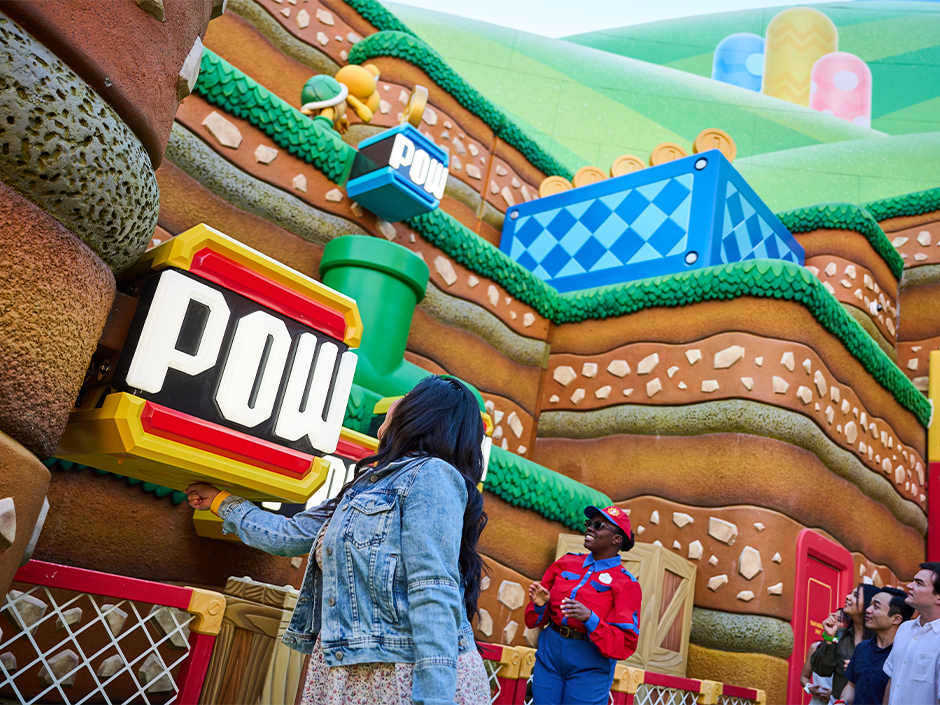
[{"xmin": 802, "ymin": 562, "xmax": 940, "ymax": 705}]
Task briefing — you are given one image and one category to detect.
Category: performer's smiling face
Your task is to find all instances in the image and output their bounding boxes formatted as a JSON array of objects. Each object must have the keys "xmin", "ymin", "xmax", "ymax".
[{"xmin": 583, "ymin": 517, "xmax": 620, "ymax": 552}]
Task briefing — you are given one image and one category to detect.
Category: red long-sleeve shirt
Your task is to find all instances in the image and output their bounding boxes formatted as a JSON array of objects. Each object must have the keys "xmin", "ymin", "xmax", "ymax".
[{"xmin": 524, "ymin": 552, "xmax": 641, "ymax": 661}]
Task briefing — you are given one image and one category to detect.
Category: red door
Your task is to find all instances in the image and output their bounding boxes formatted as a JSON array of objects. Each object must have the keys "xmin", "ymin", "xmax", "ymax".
[{"xmin": 788, "ymin": 530, "xmax": 854, "ymax": 704}]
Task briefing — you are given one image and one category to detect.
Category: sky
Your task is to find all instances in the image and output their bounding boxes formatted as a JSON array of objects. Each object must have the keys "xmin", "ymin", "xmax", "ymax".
[{"xmin": 381, "ymin": 0, "xmax": 840, "ymax": 37}]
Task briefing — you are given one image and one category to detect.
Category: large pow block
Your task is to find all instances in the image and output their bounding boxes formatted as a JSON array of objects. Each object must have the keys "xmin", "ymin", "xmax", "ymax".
[{"xmin": 499, "ymin": 150, "xmax": 803, "ymax": 293}]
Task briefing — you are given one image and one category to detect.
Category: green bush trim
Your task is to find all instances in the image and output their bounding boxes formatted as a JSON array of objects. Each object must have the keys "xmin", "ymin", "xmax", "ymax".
[
  {"xmin": 194, "ymin": 49, "xmax": 356, "ymax": 184},
  {"xmin": 483, "ymin": 446, "xmax": 611, "ymax": 530},
  {"xmin": 776, "ymin": 203, "xmax": 904, "ymax": 279},
  {"xmin": 347, "ymin": 31, "xmax": 573, "ymax": 181},
  {"xmin": 340, "ymin": 0, "xmax": 418, "ymax": 36},
  {"xmin": 864, "ymin": 186, "xmax": 940, "ymax": 223}
]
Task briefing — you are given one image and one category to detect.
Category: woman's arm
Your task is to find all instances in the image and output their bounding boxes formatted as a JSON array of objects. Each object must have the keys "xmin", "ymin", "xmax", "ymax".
[
  {"xmin": 186, "ymin": 483, "xmax": 329, "ymax": 557},
  {"xmin": 399, "ymin": 461, "xmax": 468, "ymax": 705}
]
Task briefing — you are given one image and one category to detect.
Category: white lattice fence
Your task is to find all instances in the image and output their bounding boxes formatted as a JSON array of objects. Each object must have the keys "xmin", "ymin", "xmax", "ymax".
[{"xmin": 0, "ymin": 561, "xmax": 222, "ymax": 705}]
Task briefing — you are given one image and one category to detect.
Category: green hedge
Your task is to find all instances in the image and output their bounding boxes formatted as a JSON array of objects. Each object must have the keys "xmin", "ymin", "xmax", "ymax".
[
  {"xmin": 347, "ymin": 31, "xmax": 573, "ymax": 180},
  {"xmin": 194, "ymin": 49, "xmax": 356, "ymax": 184},
  {"xmin": 483, "ymin": 446, "xmax": 611, "ymax": 530},
  {"xmin": 864, "ymin": 186, "xmax": 940, "ymax": 223},
  {"xmin": 776, "ymin": 203, "xmax": 904, "ymax": 279},
  {"xmin": 340, "ymin": 0, "xmax": 418, "ymax": 36}
]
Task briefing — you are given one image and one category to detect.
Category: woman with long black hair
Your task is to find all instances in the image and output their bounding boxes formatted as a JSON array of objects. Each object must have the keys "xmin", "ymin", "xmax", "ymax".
[{"xmin": 186, "ymin": 375, "xmax": 491, "ymax": 705}]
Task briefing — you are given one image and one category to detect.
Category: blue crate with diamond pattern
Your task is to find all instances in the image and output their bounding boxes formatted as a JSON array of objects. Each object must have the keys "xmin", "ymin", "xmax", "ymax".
[{"xmin": 500, "ymin": 150, "xmax": 803, "ymax": 292}]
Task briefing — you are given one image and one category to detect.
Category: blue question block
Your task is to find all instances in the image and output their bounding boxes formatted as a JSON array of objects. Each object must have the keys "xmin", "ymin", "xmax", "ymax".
[
  {"xmin": 499, "ymin": 150, "xmax": 803, "ymax": 293},
  {"xmin": 346, "ymin": 124, "xmax": 449, "ymax": 223}
]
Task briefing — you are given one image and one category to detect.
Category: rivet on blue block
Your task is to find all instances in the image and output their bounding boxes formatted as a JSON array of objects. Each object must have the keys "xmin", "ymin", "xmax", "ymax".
[
  {"xmin": 685, "ymin": 251, "xmax": 699, "ymax": 264},
  {"xmin": 510, "ymin": 210, "xmax": 519, "ymax": 220},
  {"xmin": 694, "ymin": 158, "xmax": 708, "ymax": 171}
]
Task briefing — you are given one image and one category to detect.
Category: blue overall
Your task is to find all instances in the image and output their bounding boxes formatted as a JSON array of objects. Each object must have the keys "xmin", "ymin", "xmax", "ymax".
[{"xmin": 531, "ymin": 625, "xmax": 616, "ymax": 705}]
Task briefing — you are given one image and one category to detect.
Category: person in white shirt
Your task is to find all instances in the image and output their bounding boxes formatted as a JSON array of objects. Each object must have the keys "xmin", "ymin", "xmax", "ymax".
[{"xmin": 883, "ymin": 561, "xmax": 940, "ymax": 705}]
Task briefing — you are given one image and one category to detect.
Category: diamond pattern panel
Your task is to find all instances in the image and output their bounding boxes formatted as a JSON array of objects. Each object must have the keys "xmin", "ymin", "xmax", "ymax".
[{"xmin": 720, "ymin": 183, "xmax": 799, "ymax": 264}]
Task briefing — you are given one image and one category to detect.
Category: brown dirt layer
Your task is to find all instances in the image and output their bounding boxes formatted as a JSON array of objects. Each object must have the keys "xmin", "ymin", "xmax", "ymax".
[
  {"xmin": 795, "ymin": 229, "xmax": 898, "ymax": 293},
  {"xmin": 0, "ymin": 181, "xmax": 115, "ymax": 457},
  {"xmin": 203, "ymin": 10, "xmax": 315, "ymax": 110},
  {"xmin": 549, "ymin": 297, "xmax": 923, "ymax": 446},
  {"xmin": 479, "ymin": 492, "xmax": 568, "ymax": 582},
  {"xmin": 531, "ymin": 434, "xmax": 924, "ymax": 578},
  {"xmin": 2, "ymin": 0, "xmax": 214, "ymax": 167},
  {"xmin": 407, "ymin": 307, "xmax": 543, "ymax": 413},
  {"xmin": 898, "ymin": 283, "xmax": 940, "ymax": 341},
  {"xmin": 35, "ymin": 469, "xmax": 293, "ymax": 587},
  {"xmin": 687, "ymin": 645, "xmax": 787, "ymax": 705},
  {"xmin": 473, "ymin": 554, "xmax": 538, "ymax": 649},
  {"xmin": 155, "ymin": 159, "xmax": 324, "ymax": 281}
]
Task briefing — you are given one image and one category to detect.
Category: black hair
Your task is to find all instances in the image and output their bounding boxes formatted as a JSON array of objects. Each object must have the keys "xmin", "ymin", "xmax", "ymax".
[
  {"xmin": 618, "ymin": 528, "xmax": 635, "ymax": 552},
  {"xmin": 326, "ymin": 375, "xmax": 488, "ymax": 621},
  {"xmin": 846, "ymin": 583, "xmax": 880, "ymax": 642},
  {"xmin": 877, "ymin": 587, "xmax": 914, "ymax": 623},
  {"xmin": 920, "ymin": 562, "xmax": 940, "ymax": 595}
]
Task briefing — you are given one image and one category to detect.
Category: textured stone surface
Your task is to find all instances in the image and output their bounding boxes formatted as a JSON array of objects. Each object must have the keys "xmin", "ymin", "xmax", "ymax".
[
  {"xmin": 497, "ymin": 581, "xmax": 525, "ymax": 611},
  {"xmin": 1, "ymin": 0, "xmax": 214, "ymax": 166},
  {"xmin": 0, "ymin": 497, "xmax": 14, "ymax": 550},
  {"xmin": 477, "ymin": 608, "xmax": 493, "ymax": 637},
  {"xmin": 0, "ymin": 14, "xmax": 160, "ymax": 272},
  {"xmin": 140, "ymin": 653, "xmax": 173, "ymax": 692},
  {"xmin": 55, "ymin": 607, "xmax": 83, "ymax": 632},
  {"xmin": 97, "ymin": 655, "xmax": 124, "ymax": 679},
  {"xmin": 38, "ymin": 649, "xmax": 79, "ymax": 687},
  {"xmin": 0, "ymin": 432, "xmax": 50, "ymax": 596},
  {"xmin": 709, "ymin": 518, "xmax": 739, "ymax": 545},
  {"xmin": 148, "ymin": 606, "xmax": 191, "ymax": 649},
  {"xmin": 0, "ymin": 182, "xmax": 115, "ymax": 456},
  {"xmin": 687, "ymin": 644, "xmax": 788, "ymax": 705},
  {"xmin": 103, "ymin": 605, "xmax": 129, "ymax": 636},
  {"xmin": 3, "ymin": 590, "xmax": 47, "ymax": 632},
  {"xmin": 689, "ymin": 607, "xmax": 794, "ymax": 659}
]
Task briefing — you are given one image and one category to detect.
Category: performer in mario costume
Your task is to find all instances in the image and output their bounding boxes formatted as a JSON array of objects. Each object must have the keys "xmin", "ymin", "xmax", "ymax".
[{"xmin": 524, "ymin": 504, "xmax": 642, "ymax": 705}]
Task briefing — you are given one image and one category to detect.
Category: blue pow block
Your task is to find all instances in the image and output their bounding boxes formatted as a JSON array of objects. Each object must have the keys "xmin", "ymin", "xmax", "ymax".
[
  {"xmin": 712, "ymin": 33, "xmax": 764, "ymax": 92},
  {"xmin": 499, "ymin": 150, "xmax": 803, "ymax": 293},
  {"xmin": 346, "ymin": 124, "xmax": 449, "ymax": 223}
]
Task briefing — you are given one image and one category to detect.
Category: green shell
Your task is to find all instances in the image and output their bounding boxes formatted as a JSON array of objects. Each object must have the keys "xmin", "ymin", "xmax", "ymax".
[{"xmin": 301, "ymin": 75, "xmax": 344, "ymax": 105}]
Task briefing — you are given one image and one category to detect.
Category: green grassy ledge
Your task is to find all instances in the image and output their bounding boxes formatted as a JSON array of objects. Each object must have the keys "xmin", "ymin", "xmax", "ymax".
[
  {"xmin": 347, "ymin": 31, "xmax": 573, "ymax": 181},
  {"xmin": 864, "ymin": 186, "xmax": 940, "ymax": 223},
  {"xmin": 777, "ymin": 203, "xmax": 904, "ymax": 280},
  {"xmin": 195, "ymin": 49, "xmax": 356, "ymax": 184},
  {"xmin": 484, "ymin": 446, "xmax": 611, "ymax": 530},
  {"xmin": 341, "ymin": 0, "xmax": 418, "ymax": 36}
]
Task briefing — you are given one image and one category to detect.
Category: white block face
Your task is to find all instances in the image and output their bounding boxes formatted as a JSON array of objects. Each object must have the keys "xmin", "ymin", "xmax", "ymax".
[
  {"xmin": 389, "ymin": 133, "xmax": 415, "ymax": 170},
  {"xmin": 125, "ymin": 270, "xmax": 231, "ymax": 394},
  {"xmin": 215, "ymin": 310, "xmax": 293, "ymax": 428}
]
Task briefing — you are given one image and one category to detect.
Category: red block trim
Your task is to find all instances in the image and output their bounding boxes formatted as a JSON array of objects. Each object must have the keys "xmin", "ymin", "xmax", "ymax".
[
  {"xmin": 722, "ymin": 683, "xmax": 760, "ymax": 699},
  {"xmin": 642, "ymin": 671, "xmax": 702, "ymax": 692},
  {"xmin": 141, "ymin": 402, "xmax": 315, "ymax": 480},
  {"xmin": 335, "ymin": 436, "xmax": 377, "ymax": 462},
  {"xmin": 14, "ymin": 560, "xmax": 192, "ymax": 609},
  {"xmin": 189, "ymin": 248, "xmax": 347, "ymax": 342}
]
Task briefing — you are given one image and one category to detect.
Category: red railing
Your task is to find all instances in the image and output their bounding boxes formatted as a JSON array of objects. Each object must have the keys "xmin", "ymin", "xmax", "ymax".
[{"xmin": 1, "ymin": 560, "xmax": 224, "ymax": 705}]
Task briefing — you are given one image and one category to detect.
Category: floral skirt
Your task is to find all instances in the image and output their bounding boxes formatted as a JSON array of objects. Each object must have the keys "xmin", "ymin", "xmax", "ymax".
[{"xmin": 300, "ymin": 634, "xmax": 492, "ymax": 705}]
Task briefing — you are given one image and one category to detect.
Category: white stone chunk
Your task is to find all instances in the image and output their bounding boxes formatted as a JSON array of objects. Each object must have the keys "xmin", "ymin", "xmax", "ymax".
[
  {"xmin": 918, "ymin": 231, "xmax": 932, "ymax": 247},
  {"xmin": 466, "ymin": 164, "xmax": 482, "ymax": 180},
  {"xmin": 637, "ymin": 353, "xmax": 660, "ymax": 375},
  {"xmin": 831, "ymin": 386, "xmax": 841, "ymax": 403},
  {"xmin": 650, "ymin": 511, "xmax": 660, "ymax": 525},
  {"xmin": 512, "ymin": 177, "xmax": 521, "ymax": 188},
  {"xmin": 202, "ymin": 111, "xmax": 242, "ymax": 148},
  {"xmin": 595, "ymin": 386, "xmax": 611, "ymax": 399},
  {"xmin": 797, "ymin": 386, "xmax": 813, "ymax": 405},
  {"xmin": 673, "ymin": 512, "xmax": 694, "ymax": 528},
  {"xmin": 379, "ymin": 100, "xmax": 391, "ymax": 115},
  {"xmin": 826, "ymin": 406, "xmax": 834, "ymax": 424},
  {"xmin": 814, "ymin": 370, "xmax": 827, "ymax": 397},
  {"xmin": 737, "ymin": 591, "xmax": 755, "ymax": 602},
  {"xmin": 324, "ymin": 188, "xmax": 343, "ymax": 203},
  {"xmin": 845, "ymin": 421, "xmax": 858, "ymax": 444},
  {"xmin": 316, "ymin": 8, "xmax": 334, "ymax": 24},
  {"xmin": 802, "ymin": 358, "xmax": 812, "ymax": 374},
  {"xmin": 780, "ymin": 352, "xmax": 794, "ymax": 371},
  {"xmin": 55, "ymin": 608, "xmax": 83, "ymax": 632},
  {"xmin": 570, "ymin": 388, "xmax": 585, "ymax": 404},
  {"xmin": 103, "ymin": 605, "xmax": 128, "ymax": 636},
  {"xmin": 709, "ymin": 555, "xmax": 718, "ymax": 566},
  {"xmin": 317, "ymin": 31, "xmax": 329, "ymax": 46},
  {"xmin": 497, "ymin": 581, "xmax": 525, "ymax": 610},
  {"xmin": 646, "ymin": 378, "xmax": 662, "ymax": 398},
  {"xmin": 825, "ymin": 262, "xmax": 837, "ymax": 276},
  {"xmin": 842, "ymin": 399, "xmax": 851, "ymax": 414},
  {"xmin": 667, "ymin": 366, "xmax": 679, "ymax": 379},
  {"xmin": 739, "ymin": 546, "xmax": 763, "ymax": 580},
  {"xmin": 0, "ymin": 652, "xmax": 15, "ymax": 672},
  {"xmin": 685, "ymin": 349, "xmax": 702, "ymax": 365},
  {"xmin": 523, "ymin": 626, "xmax": 540, "ymax": 647},
  {"xmin": 768, "ymin": 583, "xmax": 783, "ymax": 596},
  {"xmin": 673, "ymin": 540, "xmax": 681, "ymax": 550},
  {"xmin": 844, "ymin": 264, "xmax": 856, "ymax": 279},
  {"xmin": 254, "ymin": 145, "xmax": 278, "ymax": 164},
  {"xmin": 554, "ymin": 366, "xmax": 577, "ymax": 386},
  {"xmin": 891, "ymin": 236, "xmax": 908, "ymax": 247},
  {"xmin": 714, "ymin": 345, "xmax": 745, "ymax": 369},
  {"xmin": 296, "ymin": 8, "xmax": 310, "ymax": 28},
  {"xmin": 148, "ymin": 606, "xmax": 190, "ymax": 649},
  {"xmin": 501, "ymin": 187, "xmax": 515, "ymax": 207},
  {"xmin": 292, "ymin": 174, "xmax": 307, "ymax": 193},
  {"xmin": 507, "ymin": 412, "xmax": 523, "ymax": 438},
  {"xmin": 582, "ymin": 362, "xmax": 598, "ymax": 378},
  {"xmin": 623, "ymin": 388, "xmax": 633, "ymax": 397},
  {"xmin": 453, "ymin": 137, "xmax": 467, "ymax": 155},
  {"xmin": 487, "ymin": 285, "xmax": 499, "ymax": 306},
  {"xmin": 772, "ymin": 552, "xmax": 782, "ymax": 563},
  {"xmin": 422, "ymin": 107, "xmax": 437, "ymax": 126},
  {"xmin": 523, "ymin": 313, "xmax": 535, "ymax": 327},
  {"xmin": 3, "ymin": 591, "xmax": 46, "ymax": 632},
  {"xmin": 434, "ymin": 256, "xmax": 457, "ymax": 286},
  {"xmin": 707, "ymin": 575, "xmax": 728, "ymax": 591},
  {"xmin": 755, "ymin": 356, "xmax": 763, "ymax": 366},
  {"xmin": 469, "ymin": 143, "xmax": 479, "ymax": 157},
  {"xmin": 678, "ymin": 381, "xmax": 687, "ymax": 390},
  {"xmin": 97, "ymin": 655, "xmax": 124, "ymax": 679},
  {"xmin": 549, "ymin": 395, "xmax": 559, "ymax": 403},
  {"xmin": 701, "ymin": 380, "xmax": 719, "ymax": 393},
  {"xmin": 377, "ymin": 219, "xmax": 397, "ymax": 240},
  {"xmin": 772, "ymin": 377, "xmax": 789, "ymax": 394},
  {"xmin": 347, "ymin": 32, "xmax": 361, "ymax": 44},
  {"xmin": 0, "ymin": 497, "xmax": 14, "ymax": 550},
  {"xmin": 608, "ymin": 360, "xmax": 630, "ymax": 377},
  {"xmin": 140, "ymin": 653, "xmax": 173, "ymax": 693},
  {"xmin": 708, "ymin": 517, "xmax": 738, "ymax": 545},
  {"xmin": 741, "ymin": 377, "xmax": 753, "ymax": 391},
  {"xmin": 824, "ymin": 281, "xmax": 835, "ymax": 294},
  {"xmin": 490, "ymin": 181, "xmax": 499, "ymax": 195},
  {"xmin": 39, "ymin": 650, "xmax": 79, "ymax": 687},
  {"xmin": 688, "ymin": 540, "xmax": 703, "ymax": 560},
  {"xmin": 467, "ymin": 275, "xmax": 479, "ymax": 288}
]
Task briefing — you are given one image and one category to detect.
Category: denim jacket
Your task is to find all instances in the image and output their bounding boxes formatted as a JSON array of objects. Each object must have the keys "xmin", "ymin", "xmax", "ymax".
[{"xmin": 217, "ymin": 455, "xmax": 477, "ymax": 705}]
